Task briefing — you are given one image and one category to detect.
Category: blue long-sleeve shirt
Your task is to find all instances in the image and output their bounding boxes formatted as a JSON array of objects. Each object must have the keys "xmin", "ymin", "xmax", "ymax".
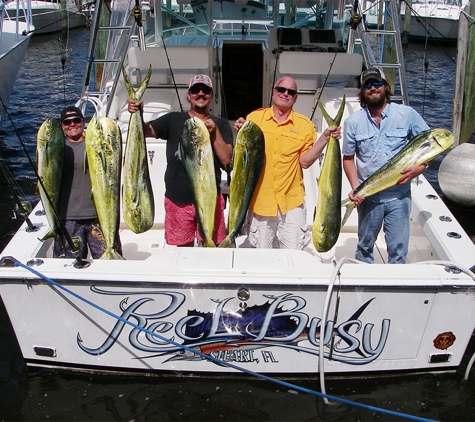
[{"xmin": 342, "ymin": 102, "xmax": 429, "ymax": 202}]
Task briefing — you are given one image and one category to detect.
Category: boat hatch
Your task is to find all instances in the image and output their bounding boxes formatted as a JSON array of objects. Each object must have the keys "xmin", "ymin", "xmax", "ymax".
[{"xmin": 177, "ymin": 249, "xmax": 289, "ymax": 270}]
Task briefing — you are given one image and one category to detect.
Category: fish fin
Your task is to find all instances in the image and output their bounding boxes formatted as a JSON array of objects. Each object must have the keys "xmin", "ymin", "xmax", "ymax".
[
  {"xmin": 39, "ymin": 229, "xmax": 64, "ymax": 248},
  {"xmin": 98, "ymin": 151, "xmax": 107, "ymax": 172},
  {"xmin": 341, "ymin": 202, "xmax": 355, "ymax": 227}
]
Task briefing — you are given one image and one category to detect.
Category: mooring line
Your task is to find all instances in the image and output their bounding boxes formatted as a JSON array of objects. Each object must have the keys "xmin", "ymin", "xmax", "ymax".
[{"xmin": 13, "ymin": 260, "xmax": 437, "ymax": 422}]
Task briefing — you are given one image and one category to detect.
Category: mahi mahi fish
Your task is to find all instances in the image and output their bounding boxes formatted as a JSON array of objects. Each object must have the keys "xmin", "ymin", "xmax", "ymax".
[
  {"xmin": 219, "ymin": 120, "xmax": 264, "ymax": 248},
  {"xmin": 85, "ymin": 117, "xmax": 124, "ymax": 259},
  {"xmin": 36, "ymin": 118, "xmax": 64, "ymax": 246},
  {"xmin": 180, "ymin": 117, "xmax": 217, "ymax": 247},
  {"xmin": 341, "ymin": 128, "xmax": 454, "ymax": 227},
  {"xmin": 312, "ymin": 97, "xmax": 346, "ymax": 253},
  {"xmin": 121, "ymin": 64, "xmax": 155, "ymax": 234}
]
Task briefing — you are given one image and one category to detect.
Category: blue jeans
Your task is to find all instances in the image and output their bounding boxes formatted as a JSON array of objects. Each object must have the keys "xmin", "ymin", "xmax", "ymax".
[{"xmin": 356, "ymin": 195, "xmax": 411, "ymax": 264}]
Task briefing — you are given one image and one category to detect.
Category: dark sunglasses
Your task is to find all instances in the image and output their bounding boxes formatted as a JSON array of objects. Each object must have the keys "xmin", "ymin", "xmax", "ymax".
[
  {"xmin": 62, "ymin": 117, "xmax": 83, "ymax": 126},
  {"xmin": 189, "ymin": 85, "xmax": 212, "ymax": 95},
  {"xmin": 363, "ymin": 80, "xmax": 384, "ymax": 90},
  {"xmin": 274, "ymin": 86, "xmax": 298, "ymax": 96}
]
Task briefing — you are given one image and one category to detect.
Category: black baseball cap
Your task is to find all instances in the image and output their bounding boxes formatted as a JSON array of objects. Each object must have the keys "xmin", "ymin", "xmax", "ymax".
[
  {"xmin": 60, "ymin": 106, "xmax": 84, "ymax": 122},
  {"xmin": 360, "ymin": 67, "xmax": 387, "ymax": 86}
]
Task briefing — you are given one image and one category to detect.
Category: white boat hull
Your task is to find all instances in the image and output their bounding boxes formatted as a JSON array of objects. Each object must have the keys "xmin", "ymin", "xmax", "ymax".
[
  {"xmin": 400, "ymin": 1, "xmax": 462, "ymax": 41},
  {"xmin": 1, "ymin": 246, "xmax": 475, "ymax": 375},
  {"xmin": 1, "ymin": 0, "xmax": 475, "ymax": 379},
  {"xmin": 0, "ymin": 19, "xmax": 33, "ymax": 126},
  {"xmin": 5, "ymin": 0, "xmax": 87, "ymax": 34}
]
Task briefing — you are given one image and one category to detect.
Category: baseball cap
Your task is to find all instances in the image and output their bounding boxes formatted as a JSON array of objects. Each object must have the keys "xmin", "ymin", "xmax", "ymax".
[
  {"xmin": 60, "ymin": 106, "xmax": 84, "ymax": 122},
  {"xmin": 188, "ymin": 74, "xmax": 213, "ymax": 90},
  {"xmin": 360, "ymin": 67, "xmax": 387, "ymax": 86}
]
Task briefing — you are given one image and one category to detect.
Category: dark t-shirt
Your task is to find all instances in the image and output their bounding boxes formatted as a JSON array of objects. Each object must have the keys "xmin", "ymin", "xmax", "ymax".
[
  {"xmin": 150, "ymin": 111, "xmax": 233, "ymax": 204},
  {"xmin": 59, "ymin": 139, "xmax": 97, "ymax": 220}
]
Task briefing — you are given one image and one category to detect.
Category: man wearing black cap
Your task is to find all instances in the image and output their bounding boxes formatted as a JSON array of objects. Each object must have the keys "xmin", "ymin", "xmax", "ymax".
[
  {"xmin": 342, "ymin": 67, "xmax": 430, "ymax": 264},
  {"xmin": 53, "ymin": 106, "xmax": 108, "ymax": 258}
]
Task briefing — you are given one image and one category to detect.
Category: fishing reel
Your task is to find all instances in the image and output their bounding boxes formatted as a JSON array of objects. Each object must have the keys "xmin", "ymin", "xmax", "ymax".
[
  {"xmin": 12, "ymin": 200, "xmax": 39, "ymax": 233},
  {"xmin": 12, "ymin": 200, "xmax": 32, "ymax": 219}
]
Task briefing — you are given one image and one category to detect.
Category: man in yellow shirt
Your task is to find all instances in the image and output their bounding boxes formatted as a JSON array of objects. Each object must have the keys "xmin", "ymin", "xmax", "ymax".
[{"xmin": 235, "ymin": 76, "xmax": 341, "ymax": 249}]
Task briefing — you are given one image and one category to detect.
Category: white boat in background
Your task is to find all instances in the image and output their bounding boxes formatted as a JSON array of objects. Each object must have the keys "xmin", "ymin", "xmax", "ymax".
[
  {"xmin": 400, "ymin": 0, "xmax": 467, "ymax": 42},
  {"xmin": 1, "ymin": 0, "xmax": 475, "ymax": 381},
  {"xmin": 0, "ymin": 0, "xmax": 34, "ymax": 127},
  {"xmin": 4, "ymin": 0, "xmax": 89, "ymax": 35}
]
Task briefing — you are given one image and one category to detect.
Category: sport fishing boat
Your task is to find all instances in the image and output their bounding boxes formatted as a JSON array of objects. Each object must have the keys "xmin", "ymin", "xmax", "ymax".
[
  {"xmin": 399, "ymin": 0, "xmax": 468, "ymax": 42},
  {"xmin": 0, "ymin": 0, "xmax": 475, "ymax": 381},
  {"xmin": 0, "ymin": 0, "xmax": 34, "ymax": 127},
  {"xmin": 4, "ymin": 0, "xmax": 89, "ymax": 35}
]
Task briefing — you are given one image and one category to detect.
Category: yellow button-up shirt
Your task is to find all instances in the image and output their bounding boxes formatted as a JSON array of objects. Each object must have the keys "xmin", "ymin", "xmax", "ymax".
[{"xmin": 247, "ymin": 107, "xmax": 316, "ymax": 217}]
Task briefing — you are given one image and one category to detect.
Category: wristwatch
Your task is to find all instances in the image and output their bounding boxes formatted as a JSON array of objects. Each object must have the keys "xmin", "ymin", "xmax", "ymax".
[{"xmin": 423, "ymin": 162, "xmax": 430, "ymax": 171}]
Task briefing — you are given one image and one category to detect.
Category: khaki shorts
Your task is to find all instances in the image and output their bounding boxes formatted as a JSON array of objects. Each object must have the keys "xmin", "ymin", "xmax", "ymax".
[{"xmin": 246, "ymin": 203, "xmax": 311, "ymax": 249}]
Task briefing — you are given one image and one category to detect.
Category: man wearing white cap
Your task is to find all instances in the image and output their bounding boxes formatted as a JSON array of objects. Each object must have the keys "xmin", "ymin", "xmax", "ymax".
[
  {"xmin": 342, "ymin": 67, "xmax": 430, "ymax": 264},
  {"xmin": 128, "ymin": 74, "xmax": 233, "ymax": 247}
]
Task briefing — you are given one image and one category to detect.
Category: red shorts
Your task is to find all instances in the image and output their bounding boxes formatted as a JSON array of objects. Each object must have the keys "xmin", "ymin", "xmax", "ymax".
[{"xmin": 164, "ymin": 193, "xmax": 227, "ymax": 246}]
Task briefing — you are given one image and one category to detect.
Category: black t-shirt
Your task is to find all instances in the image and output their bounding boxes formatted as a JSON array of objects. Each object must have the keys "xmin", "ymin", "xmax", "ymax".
[{"xmin": 150, "ymin": 111, "xmax": 233, "ymax": 204}]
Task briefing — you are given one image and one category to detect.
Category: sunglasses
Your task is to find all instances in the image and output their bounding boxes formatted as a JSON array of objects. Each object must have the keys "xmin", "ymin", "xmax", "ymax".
[
  {"xmin": 274, "ymin": 86, "xmax": 298, "ymax": 96},
  {"xmin": 363, "ymin": 80, "xmax": 384, "ymax": 90},
  {"xmin": 62, "ymin": 117, "xmax": 83, "ymax": 126},
  {"xmin": 189, "ymin": 85, "xmax": 212, "ymax": 95}
]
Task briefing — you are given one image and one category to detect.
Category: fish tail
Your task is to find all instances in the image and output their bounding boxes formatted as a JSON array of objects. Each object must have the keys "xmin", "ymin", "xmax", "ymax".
[
  {"xmin": 318, "ymin": 95, "xmax": 346, "ymax": 127},
  {"xmin": 218, "ymin": 236, "xmax": 236, "ymax": 248},
  {"xmin": 341, "ymin": 201, "xmax": 355, "ymax": 228},
  {"xmin": 122, "ymin": 64, "xmax": 152, "ymax": 101},
  {"xmin": 99, "ymin": 248, "xmax": 125, "ymax": 260},
  {"xmin": 202, "ymin": 239, "xmax": 217, "ymax": 248}
]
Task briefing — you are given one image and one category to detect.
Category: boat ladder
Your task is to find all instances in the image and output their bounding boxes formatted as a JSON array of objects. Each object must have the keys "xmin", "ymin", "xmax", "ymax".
[
  {"xmin": 347, "ymin": 0, "xmax": 409, "ymax": 105},
  {"xmin": 80, "ymin": 0, "xmax": 143, "ymax": 112}
]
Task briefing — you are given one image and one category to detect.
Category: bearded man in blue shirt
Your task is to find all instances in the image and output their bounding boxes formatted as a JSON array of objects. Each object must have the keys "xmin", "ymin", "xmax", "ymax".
[{"xmin": 342, "ymin": 68, "xmax": 430, "ymax": 264}]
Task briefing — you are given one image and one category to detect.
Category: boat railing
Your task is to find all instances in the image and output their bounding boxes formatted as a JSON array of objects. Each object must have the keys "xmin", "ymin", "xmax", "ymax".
[{"xmin": 1, "ymin": 0, "xmax": 34, "ymax": 38}]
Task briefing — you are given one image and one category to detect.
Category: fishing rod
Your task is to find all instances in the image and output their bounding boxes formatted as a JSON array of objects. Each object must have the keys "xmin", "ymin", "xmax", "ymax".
[
  {"xmin": 0, "ymin": 151, "xmax": 37, "ymax": 233},
  {"xmin": 270, "ymin": 28, "xmax": 283, "ymax": 107},
  {"xmin": 213, "ymin": 35, "xmax": 227, "ymax": 120},
  {"xmin": 0, "ymin": 97, "xmax": 89, "ymax": 269},
  {"xmin": 161, "ymin": 36, "xmax": 184, "ymax": 113},
  {"xmin": 309, "ymin": 50, "xmax": 339, "ymax": 121}
]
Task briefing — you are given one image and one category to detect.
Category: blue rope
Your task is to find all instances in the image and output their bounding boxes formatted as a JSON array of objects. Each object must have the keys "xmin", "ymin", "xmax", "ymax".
[{"xmin": 14, "ymin": 261, "xmax": 438, "ymax": 422}]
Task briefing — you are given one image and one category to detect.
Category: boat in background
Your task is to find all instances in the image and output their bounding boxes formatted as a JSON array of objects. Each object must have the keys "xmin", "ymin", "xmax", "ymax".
[
  {"xmin": 400, "ymin": 0, "xmax": 468, "ymax": 42},
  {"xmin": 0, "ymin": 0, "xmax": 34, "ymax": 127},
  {"xmin": 4, "ymin": 0, "xmax": 89, "ymax": 35},
  {"xmin": 1, "ymin": 0, "xmax": 475, "ymax": 380}
]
